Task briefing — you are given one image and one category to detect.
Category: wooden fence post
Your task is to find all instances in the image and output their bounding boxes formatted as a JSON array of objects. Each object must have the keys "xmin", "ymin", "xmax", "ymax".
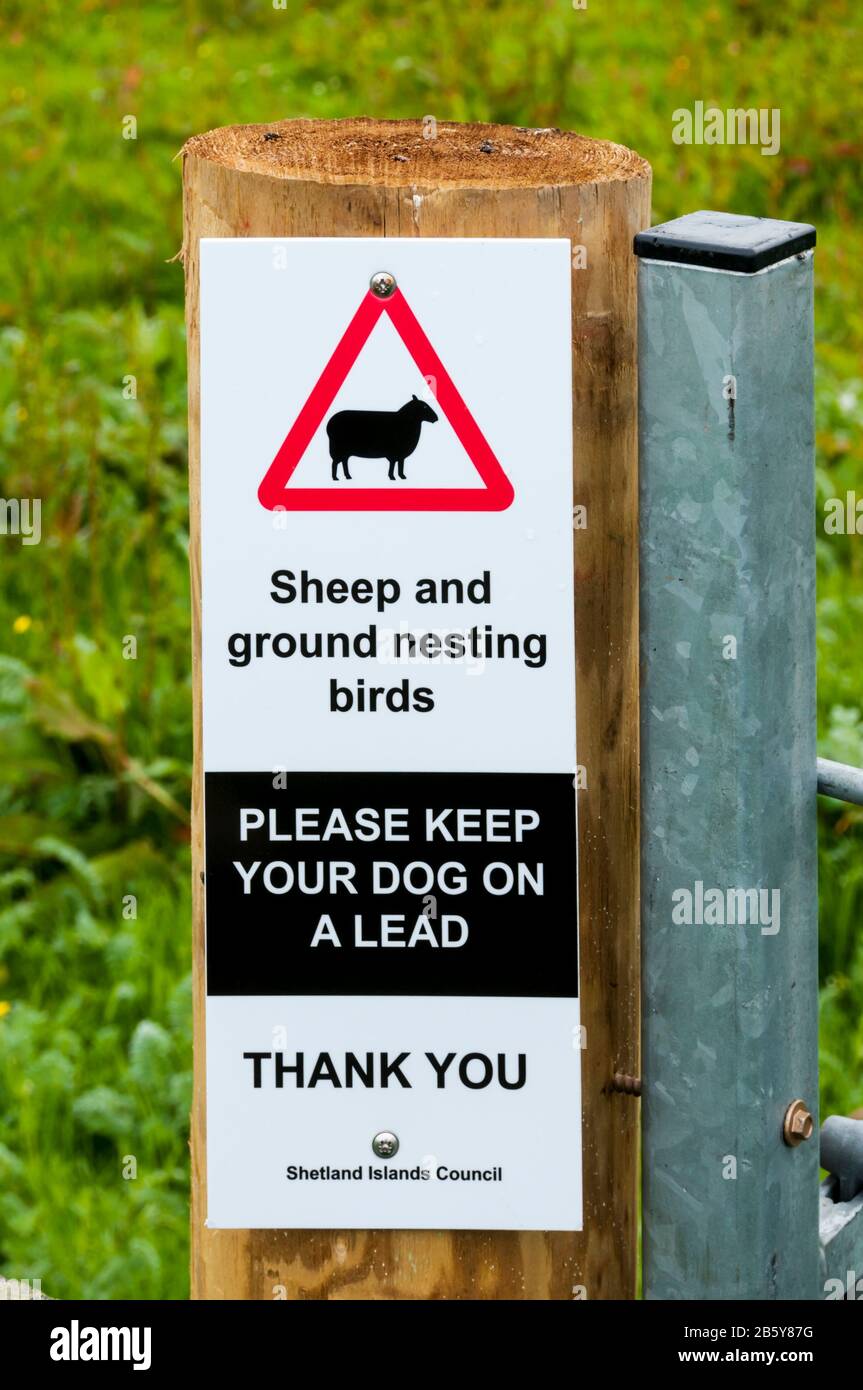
[{"xmin": 182, "ymin": 118, "xmax": 650, "ymax": 1300}]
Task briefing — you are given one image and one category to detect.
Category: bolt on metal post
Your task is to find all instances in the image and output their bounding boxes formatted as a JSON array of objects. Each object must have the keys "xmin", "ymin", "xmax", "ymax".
[{"xmin": 636, "ymin": 212, "xmax": 819, "ymax": 1300}]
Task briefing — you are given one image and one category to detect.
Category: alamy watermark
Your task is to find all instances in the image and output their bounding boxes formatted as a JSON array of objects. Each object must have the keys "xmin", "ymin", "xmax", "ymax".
[
  {"xmin": 0, "ymin": 497, "xmax": 41, "ymax": 545},
  {"xmin": 824, "ymin": 1270, "xmax": 863, "ymax": 1300},
  {"xmin": 50, "ymin": 1320, "xmax": 151, "ymax": 1370},
  {"xmin": 672, "ymin": 880, "xmax": 781, "ymax": 936},
  {"xmin": 672, "ymin": 102, "xmax": 780, "ymax": 156},
  {"xmin": 824, "ymin": 492, "xmax": 863, "ymax": 535}
]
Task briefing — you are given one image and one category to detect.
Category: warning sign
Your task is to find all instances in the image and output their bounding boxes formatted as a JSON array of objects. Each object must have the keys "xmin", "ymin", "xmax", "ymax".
[
  {"xmin": 258, "ymin": 276, "xmax": 514, "ymax": 511},
  {"xmin": 200, "ymin": 238, "xmax": 580, "ymax": 1231}
]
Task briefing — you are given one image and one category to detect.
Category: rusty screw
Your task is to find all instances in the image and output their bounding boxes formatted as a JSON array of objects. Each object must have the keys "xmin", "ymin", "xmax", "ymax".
[
  {"xmin": 783, "ymin": 1099, "xmax": 814, "ymax": 1147},
  {"xmin": 610, "ymin": 1071, "xmax": 642, "ymax": 1097}
]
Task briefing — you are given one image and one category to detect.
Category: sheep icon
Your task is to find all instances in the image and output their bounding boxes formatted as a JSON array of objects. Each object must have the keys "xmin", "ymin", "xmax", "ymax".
[{"xmin": 326, "ymin": 394, "xmax": 439, "ymax": 481}]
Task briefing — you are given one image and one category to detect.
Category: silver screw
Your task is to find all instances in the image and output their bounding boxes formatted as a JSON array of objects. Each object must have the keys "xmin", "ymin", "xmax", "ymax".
[
  {"xmin": 372, "ymin": 1131, "xmax": 399, "ymax": 1158},
  {"xmin": 370, "ymin": 271, "xmax": 396, "ymax": 299}
]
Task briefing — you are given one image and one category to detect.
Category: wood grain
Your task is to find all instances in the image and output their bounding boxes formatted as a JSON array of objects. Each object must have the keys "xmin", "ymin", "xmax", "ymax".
[{"xmin": 183, "ymin": 118, "xmax": 650, "ymax": 1301}]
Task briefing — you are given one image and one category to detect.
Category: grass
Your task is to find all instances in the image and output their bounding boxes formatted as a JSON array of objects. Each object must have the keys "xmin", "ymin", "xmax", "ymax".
[{"xmin": 1, "ymin": 0, "xmax": 861, "ymax": 1298}]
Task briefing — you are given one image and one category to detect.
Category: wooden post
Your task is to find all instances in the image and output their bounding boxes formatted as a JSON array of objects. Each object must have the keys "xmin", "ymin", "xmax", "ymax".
[{"xmin": 182, "ymin": 118, "xmax": 650, "ymax": 1300}]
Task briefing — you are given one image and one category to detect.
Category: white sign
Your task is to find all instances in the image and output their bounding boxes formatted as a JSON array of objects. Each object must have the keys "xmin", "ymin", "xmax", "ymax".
[{"xmin": 200, "ymin": 237, "xmax": 580, "ymax": 1230}]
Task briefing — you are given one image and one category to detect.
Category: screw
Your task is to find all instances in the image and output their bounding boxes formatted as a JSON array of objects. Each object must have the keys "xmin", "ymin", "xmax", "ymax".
[
  {"xmin": 370, "ymin": 271, "xmax": 396, "ymax": 299},
  {"xmin": 372, "ymin": 1131, "xmax": 399, "ymax": 1158},
  {"xmin": 610, "ymin": 1071, "xmax": 642, "ymax": 1097},
  {"xmin": 783, "ymin": 1099, "xmax": 814, "ymax": 1147}
]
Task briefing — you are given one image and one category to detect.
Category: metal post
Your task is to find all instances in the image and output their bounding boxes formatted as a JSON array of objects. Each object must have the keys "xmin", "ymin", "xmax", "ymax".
[{"xmin": 636, "ymin": 212, "xmax": 819, "ymax": 1300}]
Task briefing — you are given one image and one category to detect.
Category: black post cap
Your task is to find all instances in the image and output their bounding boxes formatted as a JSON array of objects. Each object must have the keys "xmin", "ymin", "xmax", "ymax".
[{"xmin": 634, "ymin": 210, "xmax": 816, "ymax": 273}]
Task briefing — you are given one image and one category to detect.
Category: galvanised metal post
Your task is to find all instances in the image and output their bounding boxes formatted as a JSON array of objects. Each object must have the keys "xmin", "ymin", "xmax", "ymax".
[{"xmin": 636, "ymin": 212, "xmax": 819, "ymax": 1300}]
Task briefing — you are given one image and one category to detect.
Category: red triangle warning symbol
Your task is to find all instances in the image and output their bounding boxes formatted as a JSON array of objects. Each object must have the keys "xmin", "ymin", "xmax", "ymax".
[{"xmin": 258, "ymin": 284, "xmax": 514, "ymax": 512}]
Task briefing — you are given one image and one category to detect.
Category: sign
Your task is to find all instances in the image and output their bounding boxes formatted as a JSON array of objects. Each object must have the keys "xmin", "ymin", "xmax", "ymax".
[
  {"xmin": 200, "ymin": 237, "xmax": 580, "ymax": 1230},
  {"xmin": 258, "ymin": 278, "xmax": 514, "ymax": 511}
]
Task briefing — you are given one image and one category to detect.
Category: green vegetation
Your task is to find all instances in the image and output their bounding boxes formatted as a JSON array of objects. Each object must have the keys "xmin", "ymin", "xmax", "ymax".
[{"xmin": 1, "ymin": 0, "xmax": 861, "ymax": 1298}]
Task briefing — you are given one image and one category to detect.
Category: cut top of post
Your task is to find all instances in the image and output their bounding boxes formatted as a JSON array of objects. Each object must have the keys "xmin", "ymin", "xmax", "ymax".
[
  {"xmin": 181, "ymin": 116, "xmax": 649, "ymax": 190},
  {"xmin": 634, "ymin": 210, "xmax": 816, "ymax": 273}
]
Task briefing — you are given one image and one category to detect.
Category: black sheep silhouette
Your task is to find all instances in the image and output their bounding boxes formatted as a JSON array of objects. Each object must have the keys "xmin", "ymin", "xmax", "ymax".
[{"xmin": 327, "ymin": 395, "xmax": 439, "ymax": 481}]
